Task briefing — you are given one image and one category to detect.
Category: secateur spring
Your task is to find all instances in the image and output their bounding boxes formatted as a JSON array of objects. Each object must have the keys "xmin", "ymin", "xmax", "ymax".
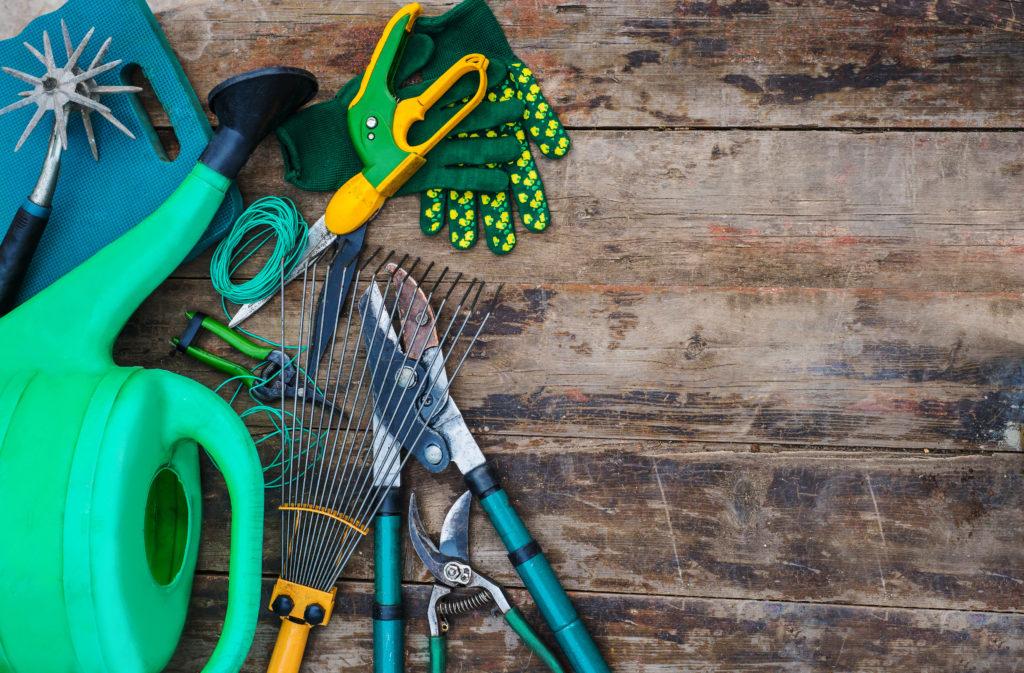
[{"xmin": 437, "ymin": 588, "xmax": 494, "ymax": 618}]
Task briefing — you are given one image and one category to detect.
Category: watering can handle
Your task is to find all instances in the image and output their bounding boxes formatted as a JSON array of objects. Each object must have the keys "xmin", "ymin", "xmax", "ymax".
[{"xmin": 154, "ymin": 370, "xmax": 265, "ymax": 673}]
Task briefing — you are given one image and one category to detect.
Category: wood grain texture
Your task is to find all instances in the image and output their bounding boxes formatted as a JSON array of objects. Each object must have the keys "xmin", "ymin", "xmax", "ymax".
[
  {"xmin": 190, "ymin": 443, "xmax": 1024, "ymax": 611},
  {"xmin": 173, "ymin": 130, "xmax": 1024, "ymax": 294},
  {"xmin": 166, "ymin": 574, "xmax": 1024, "ymax": 672},
  {"xmin": 147, "ymin": 0, "xmax": 1024, "ymax": 129},
  {"xmin": 121, "ymin": 276, "xmax": 1024, "ymax": 449}
]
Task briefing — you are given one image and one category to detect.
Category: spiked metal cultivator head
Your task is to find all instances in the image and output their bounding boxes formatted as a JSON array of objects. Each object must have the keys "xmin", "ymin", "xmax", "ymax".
[{"xmin": 0, "ymin": 19, "xmax": 140, "ymax": 158}]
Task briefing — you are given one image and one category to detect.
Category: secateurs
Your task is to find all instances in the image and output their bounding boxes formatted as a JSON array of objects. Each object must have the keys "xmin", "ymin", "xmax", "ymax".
[
  {"xmin": 410, "ymin": 491, "xmax": 565, "ymax": 673},
  {"xmin": 0, "ymin": 20, "xmax": 140, "ymax": 314},
  {"xmin": 228, "ymin": 1, "xmax": 488, "ymax": 329},
  {"xmin": 172, "ymin": 310, "xmax": 334, "ymax": 409}
]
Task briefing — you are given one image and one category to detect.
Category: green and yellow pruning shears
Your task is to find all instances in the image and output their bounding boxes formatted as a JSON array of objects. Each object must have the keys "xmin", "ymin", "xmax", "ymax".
[
  {"xmin": 228, "ymin": 2, "xmax": 488, "ymax": 329},
  {"xmin": 410, "ymin": 492, "xmax": 565, "ymax": 673}
]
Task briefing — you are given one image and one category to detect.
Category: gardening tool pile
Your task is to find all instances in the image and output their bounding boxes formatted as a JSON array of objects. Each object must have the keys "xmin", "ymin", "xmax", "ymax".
[{"xmin": 0, "ymin": 1, "xmax": 598, "ymax": 673}]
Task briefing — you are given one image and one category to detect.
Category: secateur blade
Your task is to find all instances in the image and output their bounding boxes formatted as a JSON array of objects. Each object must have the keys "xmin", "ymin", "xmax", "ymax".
[
  {"xmin": 438, "ymin": 490, "xmax": 472, "ymax": 561},
  {"xmin": 409, "ymin": 492, "xmax": 464, "ymax": 583}
]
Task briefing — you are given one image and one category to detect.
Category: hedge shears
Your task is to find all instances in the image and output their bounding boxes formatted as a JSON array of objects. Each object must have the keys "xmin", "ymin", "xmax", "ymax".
[
  {"xmin": 410, "ymin": 491, "xmax": 565, "ymax": 673},
  {"xmin": 228, "ymin": 2, "xmax": 488, "ymax": 329}
]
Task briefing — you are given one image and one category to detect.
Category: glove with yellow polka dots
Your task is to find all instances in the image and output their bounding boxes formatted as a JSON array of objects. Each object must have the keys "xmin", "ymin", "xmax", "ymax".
[{"xmin": 415, "ymin": 0, "xmax": 572, "ymax": 254}]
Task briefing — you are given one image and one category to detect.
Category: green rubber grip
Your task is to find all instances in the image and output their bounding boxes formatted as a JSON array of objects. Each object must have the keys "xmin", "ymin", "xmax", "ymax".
[
  {"xmin": 173, "ymin": 340, "xmax": 254, "ymax": 382},
  {"xmin": 188, "ymin": 311, "xmax": 275, "ymax": 360},
  {"xmin": 479, "ymin": 488, "xmax": 610, "ymax": 673},
  {"xmin": 505, "ymin": 606, "xmax": 566, "ymax": 673},
  {"xmin": 429, "ymin": 635, "xmax": 446, "ymax": 673},
  {"xmin": 374, "ymin": 511, "xmax": 403, "ymax": 673}
]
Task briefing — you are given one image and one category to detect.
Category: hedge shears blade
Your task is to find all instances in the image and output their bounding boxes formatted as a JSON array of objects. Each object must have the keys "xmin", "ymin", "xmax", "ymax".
[
  {"xmin": 410, "ymin": 491, "xmax": 565, "ymax": 673},
  {"xmin": 228, "ymin": 2, "xmax": 488, "ymax": 330}
]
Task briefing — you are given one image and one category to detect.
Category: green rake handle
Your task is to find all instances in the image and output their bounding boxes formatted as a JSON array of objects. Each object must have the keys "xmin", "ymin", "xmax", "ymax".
[
  {"xmin": 466, "ymin": 467, "xmax": 610, "ymax": 673},
  {"xmin": 374, "ymin": 487, "xmax": 404, "ymax": 673}
]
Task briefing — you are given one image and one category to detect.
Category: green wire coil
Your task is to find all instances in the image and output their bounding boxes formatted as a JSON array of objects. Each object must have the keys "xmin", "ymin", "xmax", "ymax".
[{"xmin": 210, "ymin": 196, "xmax": 308, "ymax": 305}]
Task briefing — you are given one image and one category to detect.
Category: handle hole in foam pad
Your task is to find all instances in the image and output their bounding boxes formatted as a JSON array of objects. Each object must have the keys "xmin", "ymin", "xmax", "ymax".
[{"xmin": 121, "ymin": 63, "xmax": 180, "ymax": 162}]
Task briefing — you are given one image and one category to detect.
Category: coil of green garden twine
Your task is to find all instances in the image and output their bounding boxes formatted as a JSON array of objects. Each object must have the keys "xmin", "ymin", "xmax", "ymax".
[{"xmin": 210, "ymin": 196, "xmax": 309, "ymax": 305}]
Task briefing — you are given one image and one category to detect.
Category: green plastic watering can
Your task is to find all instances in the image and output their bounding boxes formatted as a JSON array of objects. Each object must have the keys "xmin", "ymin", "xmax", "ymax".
[{"xmin": 0, "ymin": 67, "xmax": 318, "ymax": 673}]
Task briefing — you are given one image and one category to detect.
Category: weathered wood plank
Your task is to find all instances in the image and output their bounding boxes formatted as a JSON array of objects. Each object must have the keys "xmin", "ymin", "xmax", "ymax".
[
  {"xmin": 191, "ymin": 443, "xmax": 1024, "ymax": 611},
  {"xmin": 170, "ymin": 130, "xmax": 1024, "ymax": 294},
  {"xmin": 827, "ymin": 0, "xmax": 1024, "ymax": 34},
  {"xmin": 121, "ymin": 276, "xmax": 1024, "ymax": 450},
  {"xmin": 167, "ymin": 574, "xmax": 1024, "ymax": 672},
  {"xmin": 143, "ymin": 0, "xmax": 1024, "ymax": 129}
]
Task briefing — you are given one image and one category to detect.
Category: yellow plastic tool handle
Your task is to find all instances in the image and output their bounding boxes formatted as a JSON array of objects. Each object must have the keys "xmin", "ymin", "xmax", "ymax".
[
  {"xmin": 393, "ymin": 53, "xmax": 489, "ymax": 156},
  {"xmin": 349, "ymin": 3, "xmax": 422, "ymax": 111},
  {"xmin": 267, "ymin": 619, "xmax": 311, "ymax": 673},
  {"xmin": 324, "ymin": 172, "xmax": 389, "ymax": 235}
]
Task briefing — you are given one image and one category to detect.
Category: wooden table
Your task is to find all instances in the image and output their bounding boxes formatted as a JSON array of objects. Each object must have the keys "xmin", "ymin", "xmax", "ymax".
[{"xmin": 9, "ymin": 0, "xmax": 1024, "ymax": 670}]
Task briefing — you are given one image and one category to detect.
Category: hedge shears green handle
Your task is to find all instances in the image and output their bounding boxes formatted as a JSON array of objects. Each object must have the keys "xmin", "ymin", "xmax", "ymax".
[
  {"xmin": 373, "ymin": 486, "xmax": 404, "ymax": 673},
  {"xmin": 470, "ymin": 477, "xmax": 610, "ymax": 673}
]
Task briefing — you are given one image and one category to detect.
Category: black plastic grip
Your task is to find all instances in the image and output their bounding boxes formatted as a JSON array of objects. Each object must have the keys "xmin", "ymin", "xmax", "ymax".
[
  {"xmin": 508, "ymin": 539, "xmax": 542, "ymax": 567},
  {"xmin": 377, "ymin": 486, "xmax": 403, "ymax": 516},
  {"xmin": 373, "ymin": 603, "xmax": 403, "ymax": 621},
  {"xmin": 0, "ymin": 203, "xmax": 51, "ymax": 315},
  {"xmin": 464, "ymin": 463, "xmax": 501, "ymax": 499}
]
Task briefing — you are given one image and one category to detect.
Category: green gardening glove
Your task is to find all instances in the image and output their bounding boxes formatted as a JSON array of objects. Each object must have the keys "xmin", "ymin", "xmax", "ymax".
[
  {"xmin": 275, "ymin": 35, "xmax": 524, "ymax": 195},
  {"xmin": 414, "ymin": 0, "xmax": 571, "ymax": 254}
]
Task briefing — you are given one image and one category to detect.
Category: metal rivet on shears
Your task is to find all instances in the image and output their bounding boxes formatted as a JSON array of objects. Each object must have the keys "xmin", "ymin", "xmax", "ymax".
[
  {"xmin": 366, "ymin": 116, "xmax": 378, "ymax": 128},
  {"xmin": 396, "ymin": 366, "xmax": 417, "ymax": 389},
  {"xmin": 443, "ymin": 560, "xmax": 471, "ymax": 584},
  {"xmin": 424, "ymin": 444, "xmax": 443, "ymax": 464},
  {"xmin": 367, "ymin": 132, "xmax": 375, "ymax": 140}
]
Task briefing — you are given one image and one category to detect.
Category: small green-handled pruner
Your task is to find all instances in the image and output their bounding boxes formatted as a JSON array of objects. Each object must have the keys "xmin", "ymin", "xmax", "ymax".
[
  {"xmin": 172, "ymin": 310, "xmax": 335, "ymax": 409},
  {"xmin": 410, "ymin": 491, "xmax": 566, "ymax": 673}
]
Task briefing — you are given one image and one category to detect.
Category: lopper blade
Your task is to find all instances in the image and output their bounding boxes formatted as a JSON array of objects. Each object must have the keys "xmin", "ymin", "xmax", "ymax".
[
  {"xmin": 386, "ymin": 263, "xmax": 440, "ymax": 359},
  {"xmin": 358, "ymin": 280, "xmax": 402, "ymax": 351}
]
